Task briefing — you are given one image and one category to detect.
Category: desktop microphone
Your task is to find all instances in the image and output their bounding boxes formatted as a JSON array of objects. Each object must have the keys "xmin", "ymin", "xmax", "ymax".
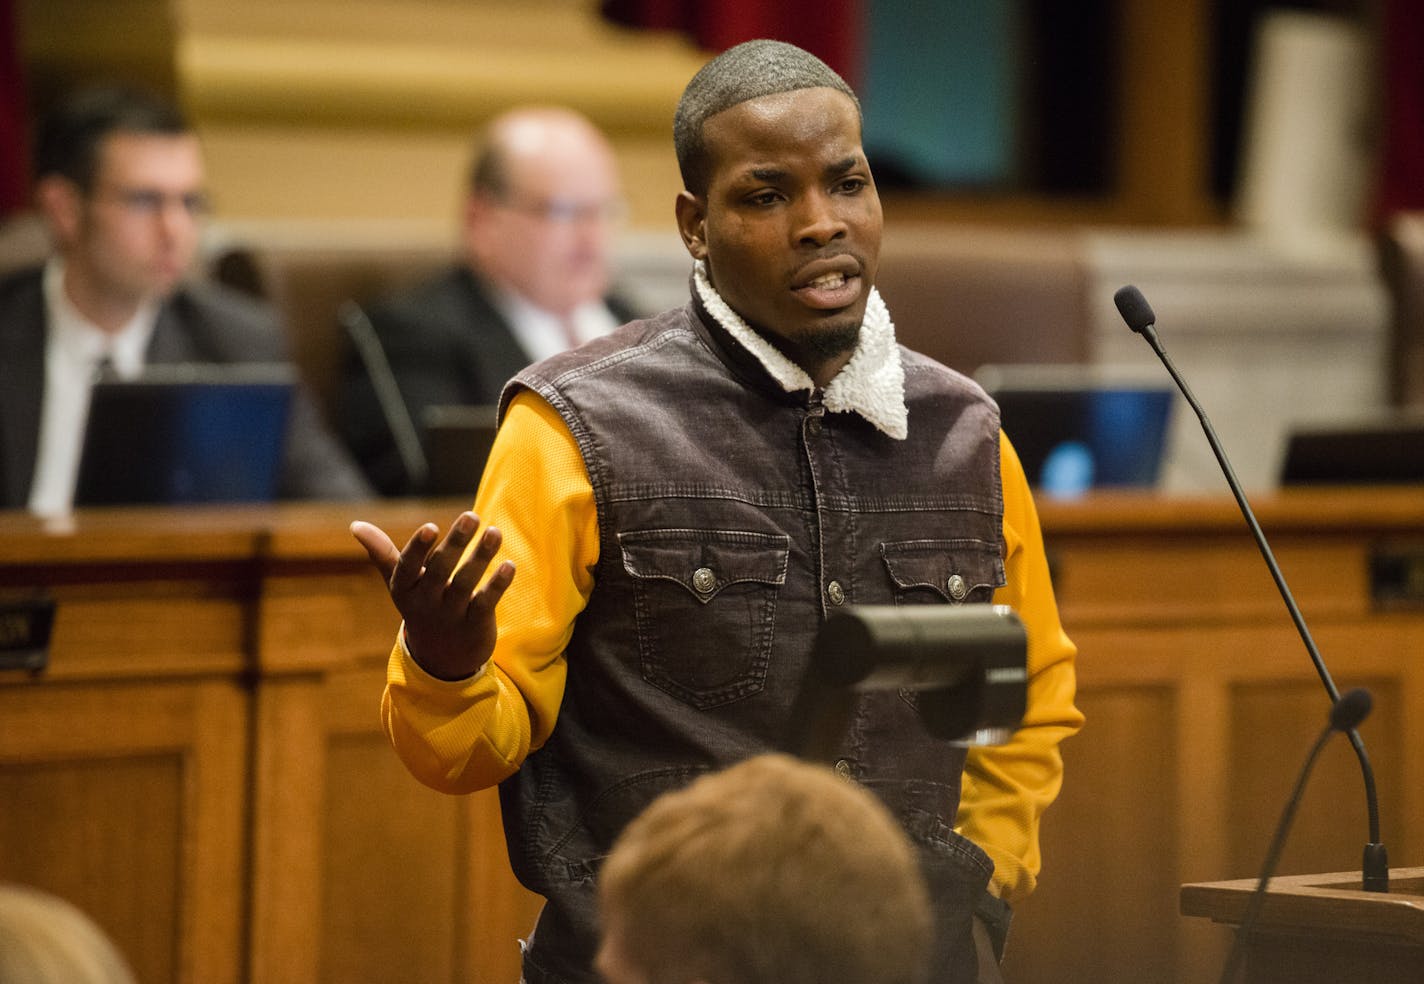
[
  {"xmin": 1113, "ymin": 285, "xmax": 1389, "ymax": 894},
  {"xmin": 339, "ymin": 300, "xmax": 430, "ymax": 491},
  {"xmin": 1218, "ymin": 688, "xmax": 1373, "ymax": 984}
]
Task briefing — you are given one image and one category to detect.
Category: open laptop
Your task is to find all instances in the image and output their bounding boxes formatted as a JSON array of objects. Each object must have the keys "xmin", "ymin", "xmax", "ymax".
[
  {"xmin": 1279, "ymin": 411, "xmax": 1424, "ymax": 485},
  {"xmin": 975, "ymin": 364, "xmax": 1175, "ymax": 498},
  {"xmin": 422, "ymin": 404, "xmax": 501, "ymax": 496},
  {"xmin": 74, "ymin": 364, "xmax": 295, "ymax": 506}
]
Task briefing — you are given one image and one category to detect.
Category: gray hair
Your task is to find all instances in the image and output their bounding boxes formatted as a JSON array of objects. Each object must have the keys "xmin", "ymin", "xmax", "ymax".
[{"xmin": 673, "ymin": 39, "xmax": 861, "ymax": 196}]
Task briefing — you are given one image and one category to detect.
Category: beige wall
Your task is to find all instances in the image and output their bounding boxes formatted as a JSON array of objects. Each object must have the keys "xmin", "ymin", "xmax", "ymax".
[
  {"xmin": 19, "ymin": 0, "xmax": 1236, "ymax": 236},
  {"xmin": 21, "ymin": 0, "xmax": 710, "ymax": 237}
]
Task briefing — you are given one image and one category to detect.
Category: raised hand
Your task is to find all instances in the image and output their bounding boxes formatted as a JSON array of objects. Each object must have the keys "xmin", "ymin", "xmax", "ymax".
[{"xmin": 351, "ymin": 511, "xmax": 515, "ymax": 680}]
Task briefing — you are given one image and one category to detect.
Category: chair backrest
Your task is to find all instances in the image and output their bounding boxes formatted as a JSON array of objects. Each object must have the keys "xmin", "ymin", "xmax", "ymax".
[
  {"xmin": 0, "ymin": 211, "xmax": 50, "ymax": 276},
  {"xmin": 208, "ymin": 243, "xmax": 451, "ymax": 424},
  {"xmin": 1378, "ymin": 211, "xmax": 1424, "ymax": 408},
  {"xmin": 875, "ymin": 225, "xmax": 1090, "ymax": 377}
]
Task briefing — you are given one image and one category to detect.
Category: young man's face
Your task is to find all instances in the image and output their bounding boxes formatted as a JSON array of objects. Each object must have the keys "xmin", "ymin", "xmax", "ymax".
[
  {"xmin": 676, "ymin": 86, "xmax": 882, "ymax": 386},
  {"xmin": 51, "ymin": 131, "xmax": 207, "ymax": 313}
]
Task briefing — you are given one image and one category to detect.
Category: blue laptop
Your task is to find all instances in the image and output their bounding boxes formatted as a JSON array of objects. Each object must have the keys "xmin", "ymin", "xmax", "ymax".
[
  {"xmin": 74, "ymin": 364, "xmax": 295, "ymax": 506},
  {"xmin": 975, "ymin": 364, "xmax": 1175, "ymax": 498}
]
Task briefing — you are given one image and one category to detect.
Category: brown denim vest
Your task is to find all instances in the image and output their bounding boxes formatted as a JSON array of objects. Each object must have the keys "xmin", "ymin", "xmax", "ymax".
[{"xmin": 499, "ymin": 294, "xmax": 1005, "ymax": 984}]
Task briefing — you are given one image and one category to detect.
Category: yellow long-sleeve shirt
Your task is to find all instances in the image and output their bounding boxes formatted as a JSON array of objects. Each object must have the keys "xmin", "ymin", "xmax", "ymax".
[{"xmin": 382, "ymin": 389, "xmax": 1083, "ymax": 904}]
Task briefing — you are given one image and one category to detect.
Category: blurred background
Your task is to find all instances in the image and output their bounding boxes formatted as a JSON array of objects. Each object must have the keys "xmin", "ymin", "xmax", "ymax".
[
  {"xmin": 2, "ymin": 0, "xmax": 1420, "ymax": 494},
  {"xmin": 1, "ymin": 0, "xmax": 1410, "ymax": 228}
]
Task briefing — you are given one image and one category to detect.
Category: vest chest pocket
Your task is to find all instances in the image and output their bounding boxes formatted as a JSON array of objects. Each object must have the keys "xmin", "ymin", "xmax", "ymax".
[
  {"xmin": 619, "ymin": 528, "xmax": 790, "ymax": 709},
  {"xmin": 880, "ymin": 539, "xmax": 1004, "ymax": 606}
]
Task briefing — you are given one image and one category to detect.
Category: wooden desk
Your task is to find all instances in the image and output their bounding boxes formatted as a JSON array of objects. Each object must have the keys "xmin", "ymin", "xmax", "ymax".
[
  {"xmin": 1180, "ymin": 867, "xmax": 1424, "ymax": 984},
  {"xmin": 0, "ymin": 501, "xmax": 540, "ymax": 984},
  {"xmin": 2, "ymin": 490, "xmax": 1421, "ymax": 984},
  {"xmin": 1004, "ymin": 487, "xmax": 1424, "ymax": 984}
]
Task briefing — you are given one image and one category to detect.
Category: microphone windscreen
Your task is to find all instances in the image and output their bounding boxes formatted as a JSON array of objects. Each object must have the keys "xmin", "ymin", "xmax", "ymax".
[
  {"xmin": 1113, "ymin": 285, "xmax": 1156, "ymax": 333},
  {"xmin": 1330, "ymin": 687, "xmax": 1372, "ymax": 731}
]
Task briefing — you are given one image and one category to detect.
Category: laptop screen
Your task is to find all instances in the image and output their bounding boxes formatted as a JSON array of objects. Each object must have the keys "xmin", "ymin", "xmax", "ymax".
[
  {"xmin": 74, "ymin": 364, "xmax": 295, "ymax": 506},
  {"xmin": 1280, "ymin": 412, "xmax": 1424, "ymax": 485},
  {"xmin": 976, "ymin": 364, "xmax": 1175, "ymax": 498},
  {"xmin": 422, "ymin": 404, "xmax": 500, "ymax": 497}
]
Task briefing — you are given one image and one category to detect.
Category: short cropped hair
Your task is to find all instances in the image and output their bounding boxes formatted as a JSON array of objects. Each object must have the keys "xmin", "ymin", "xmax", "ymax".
[
  {"xmin": 33, "ymin": 85, "xmax": 191, "ymax": 192},
  {"xmin": 467, "ymin": 123, "xmax": 511, "ymax": 199},
  {"xmin": 673, "ymin": 39, "xmax": 862, "ymax": 196},
  {"xmin": 465, "ymin": 106, "xmax": 608, "ymax": 200},
  {"xmin": 599, "ymin": 754, "xmax": 932, "ymax": 984}
]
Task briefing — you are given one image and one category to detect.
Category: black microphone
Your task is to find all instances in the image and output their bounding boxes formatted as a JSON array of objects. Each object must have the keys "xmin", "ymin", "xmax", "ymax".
[
  {"xmin": 1218, "ymin": 688, "xmax": 1373, "ymax": 984},
  {"xmin": 339, "ymin": 300, "xmax": 430, "ymax": 491},
  {"xmin": 1113, "ymin": 285, "xmax": 1388, "ymax": 894}
]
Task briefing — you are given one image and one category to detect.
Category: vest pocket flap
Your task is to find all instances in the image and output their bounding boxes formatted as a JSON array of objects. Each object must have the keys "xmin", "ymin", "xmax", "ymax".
[
  {"xmin": 880, "ymin": 539, "xmax": 1004, "ymax": 603},
  {"xmin": 619, "ymin": 528, "xmax": 790, "ymax": 600}
]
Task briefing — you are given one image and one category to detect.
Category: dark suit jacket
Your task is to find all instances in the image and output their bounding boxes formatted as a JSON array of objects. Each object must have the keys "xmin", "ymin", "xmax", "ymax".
[
  {"xmin": 340, "ymin": 266, "xmax": 637, "ymax": 495},
  {"xmin": 0, "ymin": 265, "xmax": 372, "ymax": 509}
]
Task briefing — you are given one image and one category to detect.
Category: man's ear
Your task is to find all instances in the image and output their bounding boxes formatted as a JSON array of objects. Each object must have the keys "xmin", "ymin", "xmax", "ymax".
[
  {"xmin": 34, "ymin": 175, "xmax": 82, "ymax": 247},
  {"xmin": 674, "ymin": 190, "xmax": 708, "ymax": 261},
  {"xmin": 462, "ymin": 190, "xmax": 498, "ymax": 258},
  {"xmin": 463, "ymin": 191, "xmax": 494, "ymax": 236}
]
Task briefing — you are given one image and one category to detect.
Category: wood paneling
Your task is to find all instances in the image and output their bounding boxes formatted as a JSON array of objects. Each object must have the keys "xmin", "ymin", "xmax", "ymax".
[
  {"xmin": 0, "ymin": 500, "xmax": 538, "ymax": 984},
  {"xmin": 1005, "ymin": 487, "xmax": 1424, "ymax": 984},
  {"xmin": 2, "ymin": 489, "xmax": 1422, "ymax": 983},
  {"xmin": 0, "ymin": 677, "xmax": 248, "ymax": 984}
]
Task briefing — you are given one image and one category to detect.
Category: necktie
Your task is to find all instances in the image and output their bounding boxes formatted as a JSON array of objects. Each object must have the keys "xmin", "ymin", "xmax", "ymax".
[{"xmin": 92, "ymin": 354, "xmax": 117, "ymax": 383}]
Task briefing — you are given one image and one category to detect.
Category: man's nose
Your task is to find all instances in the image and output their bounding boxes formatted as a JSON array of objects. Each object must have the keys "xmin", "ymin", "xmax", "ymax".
[
  {"xmin": 155, "ymin": 197, "xmax": 201, "ymax": 240},
  {"xmin": 795, "ymin": 191, "xmax": 847, "ymax": 247}
]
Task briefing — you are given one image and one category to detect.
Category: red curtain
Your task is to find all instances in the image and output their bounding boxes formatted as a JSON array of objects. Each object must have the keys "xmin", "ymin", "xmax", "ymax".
[
  {"xmin": 0, "ymin": 0, "xmax": 28, "ymax": 215},
  {"xmin": 600, "ymin": 0, "xmax": 864, "ymax": 87},
  {"xmin": 1373, "ymin": 0, "xmax": 1424, "ymax": 224}
]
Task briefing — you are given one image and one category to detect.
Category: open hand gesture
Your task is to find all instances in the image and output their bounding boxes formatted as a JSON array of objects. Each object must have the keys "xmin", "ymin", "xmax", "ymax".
[{"xmin": 351, "ymin": 511, "xmax": 515, "ymax": 680}]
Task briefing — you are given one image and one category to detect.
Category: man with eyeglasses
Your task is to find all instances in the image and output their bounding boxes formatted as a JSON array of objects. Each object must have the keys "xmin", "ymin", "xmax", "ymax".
[
  {"xmin": 0, "ymin": 84, "xmax": 371, "ymax": 514},
  {"xmin": 339, "ymin": 106, "xmax": 639, "ymax": 495}
]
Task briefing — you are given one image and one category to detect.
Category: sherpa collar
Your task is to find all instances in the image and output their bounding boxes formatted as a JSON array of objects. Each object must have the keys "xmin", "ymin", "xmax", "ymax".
[{"xmin": 692, "ymin": 260, "xmax": 908, "ymax": 439}]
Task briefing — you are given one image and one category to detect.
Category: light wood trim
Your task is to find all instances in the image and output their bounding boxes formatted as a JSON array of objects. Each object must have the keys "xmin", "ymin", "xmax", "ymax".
[{"xmin": 1181, "ymin": 867, "xmax": 1424, "ymax": 943}]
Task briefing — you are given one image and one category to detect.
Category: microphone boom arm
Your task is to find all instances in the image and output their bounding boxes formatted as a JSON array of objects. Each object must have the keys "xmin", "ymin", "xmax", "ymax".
[{"xmin": 1119, "ymin": 290, "xmax": 1387, "ymax": 893}]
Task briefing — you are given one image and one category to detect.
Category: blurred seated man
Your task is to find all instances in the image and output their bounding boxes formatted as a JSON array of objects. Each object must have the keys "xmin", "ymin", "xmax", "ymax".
[
  {"xmin": 339, "ymin": 106, "xmax": 637, "ymax": 495},
  {"xmin": 596, "ymin": 754, "xmax": 933, "ymax": 984},
  {"xmin": 0, "ymin": 84, "xmax": 371, "ymax": 515}
]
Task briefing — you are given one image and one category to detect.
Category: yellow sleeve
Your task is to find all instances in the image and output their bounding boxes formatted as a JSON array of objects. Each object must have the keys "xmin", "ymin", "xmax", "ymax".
[
  {"xmin": 956, "ymin": 431, "xmax": 1084, "ymax": 904},
  {"xmin": 380, "ymin": 390, "xmax": 599, "ymax": 794}
]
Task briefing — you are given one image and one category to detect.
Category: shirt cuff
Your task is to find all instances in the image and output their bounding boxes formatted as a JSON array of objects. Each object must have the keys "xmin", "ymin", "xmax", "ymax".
[{"xmin": 398, "ymin": 621, "xmax": 489, "ymax": 684}]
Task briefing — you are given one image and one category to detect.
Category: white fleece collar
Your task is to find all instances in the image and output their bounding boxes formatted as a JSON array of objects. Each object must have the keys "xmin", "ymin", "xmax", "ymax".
[{"xmin": 693, "ymin": 260, "xmax": 908, "ymax": 439}]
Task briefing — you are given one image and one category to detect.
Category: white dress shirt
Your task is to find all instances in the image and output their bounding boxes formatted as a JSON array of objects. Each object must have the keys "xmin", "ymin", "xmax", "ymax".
[
  {"xmin": 487, "ymin": 285, "xmax": 621, "ymax": 364},
  {"xmin": 28, "ymin": 259, "xmax": 157, "ymax": 516}
]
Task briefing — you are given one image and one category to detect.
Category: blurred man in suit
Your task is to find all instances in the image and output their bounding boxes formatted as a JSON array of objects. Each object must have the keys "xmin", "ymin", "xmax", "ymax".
[
  {"xmin": 339, "ymin": 106, "xmax": 636, "ymax": 495},
  {"xmin": 0, "ymin": 84, "xmax": 371, "ymax": 514}
]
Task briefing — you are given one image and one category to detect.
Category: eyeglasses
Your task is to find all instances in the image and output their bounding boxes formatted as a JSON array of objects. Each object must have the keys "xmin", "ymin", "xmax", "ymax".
[
  {"xmin": 92, "ymin": 185, "xmax": 212, "ymax": 218},
  {"xmin": 497, "ymin": 195, "xmax": 627, "ymax": 227}
]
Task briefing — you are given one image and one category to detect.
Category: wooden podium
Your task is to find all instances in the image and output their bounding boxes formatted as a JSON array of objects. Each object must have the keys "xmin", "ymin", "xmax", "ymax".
[{"xmin": 1180, "ymin": 868, "xmax": 1424, "ymax": 984}]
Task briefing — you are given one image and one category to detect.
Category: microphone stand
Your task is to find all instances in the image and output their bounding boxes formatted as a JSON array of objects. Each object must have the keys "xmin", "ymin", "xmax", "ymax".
[
  {"xmin": 1123, "ymin": 295, "xmax": 1388, "ymax": 894},
  {"xmin": 1218, "ymin": 690, "xmax": 1373, "ymax": 984}
]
